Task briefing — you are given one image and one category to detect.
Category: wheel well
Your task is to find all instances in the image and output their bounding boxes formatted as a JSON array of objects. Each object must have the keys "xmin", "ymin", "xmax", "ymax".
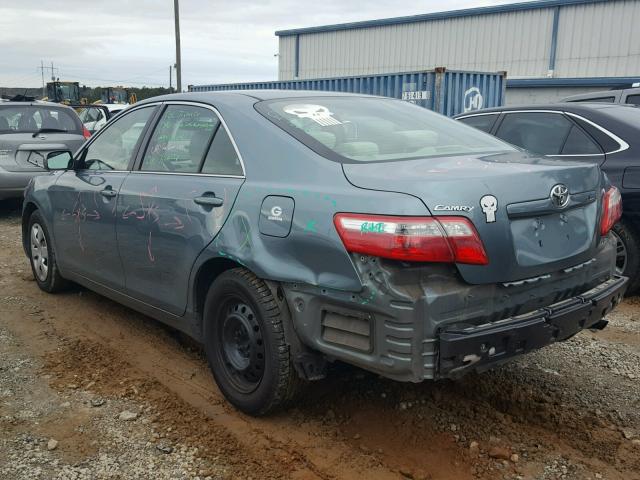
[
  {"xmin": 21, "ymin": 202, "xmax": 38, "ymax": 254},
  {"xmin": 194, "ymin": 257, "xmax": 242, "ymax": 323}
]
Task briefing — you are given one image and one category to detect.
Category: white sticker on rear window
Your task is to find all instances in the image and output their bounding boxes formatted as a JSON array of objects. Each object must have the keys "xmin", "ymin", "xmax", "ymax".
[{"xmin": 283, "ymin": 104, "xmax": 342, "ymax": 126}]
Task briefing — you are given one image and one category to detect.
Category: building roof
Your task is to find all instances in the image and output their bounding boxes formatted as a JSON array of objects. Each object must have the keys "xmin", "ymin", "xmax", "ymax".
[{"xmin": 275, "ymin": 0, "xmax": 613, "ymax": 37}]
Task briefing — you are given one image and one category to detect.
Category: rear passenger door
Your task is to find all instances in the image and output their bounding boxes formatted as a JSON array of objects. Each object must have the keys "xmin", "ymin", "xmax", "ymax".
[
  {"xmin": 493, "ymin": 111, "xmax": 605, "ymax": 164},
  {"xmin": 116, "ymin": 102, "xmax": 245, "ymax": 315}
]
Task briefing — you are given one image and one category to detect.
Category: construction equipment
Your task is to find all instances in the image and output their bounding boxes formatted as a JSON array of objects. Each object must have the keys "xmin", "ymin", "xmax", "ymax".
[
  {"xmin": 45, "ymin": 81, "xmax": 81, "ymax": 104},
  {"xmin": 100, "ymin": 87, "xmax": 137, "ymax": 105}
]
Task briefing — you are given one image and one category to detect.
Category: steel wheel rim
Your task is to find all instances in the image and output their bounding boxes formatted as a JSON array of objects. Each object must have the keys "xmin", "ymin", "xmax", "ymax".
[
  {"xmin": 611, "ymin": 230, "xmax": 627, "ymax": 276},
  {"xmin": 218, "ymin": 298, "xmax": 265, "ymax": 393},
  {"xmin": 30, "ymin": 223, "xmax": 49, "ymax": 282}
]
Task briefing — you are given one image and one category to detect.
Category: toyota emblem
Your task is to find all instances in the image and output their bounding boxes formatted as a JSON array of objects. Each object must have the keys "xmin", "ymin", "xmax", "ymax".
[{"xmin": 550, "ymin": 184, "xmax": 570, "ymax": 208}]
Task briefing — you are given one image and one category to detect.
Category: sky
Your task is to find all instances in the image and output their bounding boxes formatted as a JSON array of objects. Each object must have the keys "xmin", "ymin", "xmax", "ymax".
[{"xmin": 0, "ymin": 0, "xmax": 521, "ymax": 90}]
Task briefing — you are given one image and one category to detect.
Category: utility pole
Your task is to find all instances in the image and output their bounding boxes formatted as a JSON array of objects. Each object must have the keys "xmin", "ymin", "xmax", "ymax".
[
  {"xmin": 37, "ymin": 61, "xmax": 59, "ymax": 98},
  {"xmin": 40, "ymin": 60, "xmax": 45, "ymax": 98},
  {"xmin": 174, "ymin": 0, "xmax": 182, "ymax": 92},
  {"xmin": 169, "ymin": 65, "xmax": 173, "ymax": 93}
]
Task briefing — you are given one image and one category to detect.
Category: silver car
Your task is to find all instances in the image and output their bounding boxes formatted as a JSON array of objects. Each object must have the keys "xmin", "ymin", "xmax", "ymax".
[{"xmin": 0, "ymin": 101, "xmax": 88, "ymax": 200}]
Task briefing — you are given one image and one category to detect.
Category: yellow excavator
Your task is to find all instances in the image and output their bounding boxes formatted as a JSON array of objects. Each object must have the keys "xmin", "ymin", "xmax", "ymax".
[
  {"xmin": 44, "ymin": 81, "xmax": 82, "ymax": 104},
  {"xmin": 99, "ymin": 87, "xmax": 137, "ymax": 105}
]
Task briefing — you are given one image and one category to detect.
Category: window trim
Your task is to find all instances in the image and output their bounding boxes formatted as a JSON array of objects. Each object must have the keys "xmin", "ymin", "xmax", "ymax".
[
  {"xmin": 457, "ymin": 109, "xmax": 629, "ymax": 157},
  {"xmin": 73, "ymin": 102, "xmax": 161, "ymax": 173},
  {"xmin": 456, "ymin": 112, "xmax": 500, "ymax": 132},
  {"xmin": 132, "ymin": 100, "xmax": 246, "ymax": 179}
]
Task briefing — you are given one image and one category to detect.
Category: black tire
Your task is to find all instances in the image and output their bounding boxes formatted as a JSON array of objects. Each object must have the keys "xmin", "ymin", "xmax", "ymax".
[
  {"xmin": 27, "ymin": 210, "xmax": 68, "ymax": 293},
  {"xmin": 203, "ymin": 268, "xmax": 303, "ymax": 415},
  {"xmin": 612, "ymin": 220, "xmax": 640, "ymax": 295}
]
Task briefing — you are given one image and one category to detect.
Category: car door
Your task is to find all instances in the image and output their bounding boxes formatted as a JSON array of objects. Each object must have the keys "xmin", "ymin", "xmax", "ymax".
[
  {"xmin": 116, "ymin": 102, "xmax": 245, "ymax": 315},
  {"xmin": 493, "ymin": 111, "xmax": 605, "ymax": 164},
  {"xmin": 50, "ymin": 105, "xmax": 158, "ymax": 290}
]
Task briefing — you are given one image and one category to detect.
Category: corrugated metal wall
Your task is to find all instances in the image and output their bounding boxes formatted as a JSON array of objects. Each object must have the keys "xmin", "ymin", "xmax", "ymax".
[
  {"xmin": 504, "ymin": 86, "xmax": 610, "ymax": 105},
  {"xmin": 555, "ymin": 0, "xmax": 640, "ymax": 77},
  {"xmin": 278, "ymin": 0, "xmax": 640, "ymax": 81},
  {"xmin": 278, "ymin": 35, "xmax": 297, "ymax": 80}
]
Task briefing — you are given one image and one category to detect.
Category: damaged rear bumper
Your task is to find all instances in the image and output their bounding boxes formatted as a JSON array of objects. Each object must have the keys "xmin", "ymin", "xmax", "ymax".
[
  {"xmin": 438, "ymin": 275, "xmax": 627, "ymax": 378},
  {"xmin": 284, "ymin": 235, "xmax": 624, "ymax": 382}
]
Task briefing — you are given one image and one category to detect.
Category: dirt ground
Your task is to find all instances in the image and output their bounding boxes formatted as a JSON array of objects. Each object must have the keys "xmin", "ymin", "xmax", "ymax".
[{"xmin": 1, "ymin": 199, "xmax": 639, "ymax": 480}]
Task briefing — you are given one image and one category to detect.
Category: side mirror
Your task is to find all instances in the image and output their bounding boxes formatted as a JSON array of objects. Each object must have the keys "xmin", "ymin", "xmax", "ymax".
[{"xmin": 45, "ymin": 151, "xmax": 73, "ymax": 171}]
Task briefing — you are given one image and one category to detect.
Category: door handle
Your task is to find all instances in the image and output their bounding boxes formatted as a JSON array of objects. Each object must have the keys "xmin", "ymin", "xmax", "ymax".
[
  {"xmin": 194, "ymin": 195, "xmax": 224, "ymax": 207},
  {"xmin": 100, "ymin": 187, "xmax": 117, "ymax": 198}
]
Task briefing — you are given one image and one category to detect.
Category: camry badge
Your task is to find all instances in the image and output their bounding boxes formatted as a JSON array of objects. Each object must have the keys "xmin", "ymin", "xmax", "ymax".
[{"xmin": 550, "ymin": 184, "xmax": 570, "ymax": 208}]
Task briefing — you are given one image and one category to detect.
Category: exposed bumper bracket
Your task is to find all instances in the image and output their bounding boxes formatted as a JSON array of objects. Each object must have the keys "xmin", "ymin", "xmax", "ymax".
[{"xmin": 438, "ymin": 276, "xmax": 628, "ymax": 377}]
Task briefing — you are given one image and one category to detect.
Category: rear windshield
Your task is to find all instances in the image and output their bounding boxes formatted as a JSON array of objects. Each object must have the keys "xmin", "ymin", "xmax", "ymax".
[
  {"xmin": 0, "ymin": 105, "xmax": 81, "ymax": 134},
  {"xmin": 257, "ymin": 96, "xmax": 515, "ymax": 162}
]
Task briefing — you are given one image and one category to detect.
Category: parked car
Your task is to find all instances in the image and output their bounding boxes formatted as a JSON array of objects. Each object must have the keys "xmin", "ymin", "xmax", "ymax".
[
  {"xmin": 22, "ymin": 91, "xmax": 626, "ymax": 415},
  {"xmin": 74, "ymin": 104, "xmax": 117, "ymax": 134},
  {"xmin": 455, "ymin": 103, "xmax": 640, "ymax": 293},
  {"xmin": 0, "ymin": 101, "xmax": 89, "ymax": 200},
  {"xmin": 562, "ymin": 86, "xmax": 640, "ymax": 105}
]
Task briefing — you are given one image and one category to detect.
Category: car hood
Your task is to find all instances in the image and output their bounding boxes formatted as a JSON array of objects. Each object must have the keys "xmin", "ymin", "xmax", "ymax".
[{"xmin": 342, "ymin": 151, "xmax": 605, "ymax": 284}]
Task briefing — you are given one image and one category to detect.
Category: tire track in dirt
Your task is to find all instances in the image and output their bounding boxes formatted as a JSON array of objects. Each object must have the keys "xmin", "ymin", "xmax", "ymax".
[{"xmin": 2, "ymin": 205, "xmax": 639, "ymax": 480}]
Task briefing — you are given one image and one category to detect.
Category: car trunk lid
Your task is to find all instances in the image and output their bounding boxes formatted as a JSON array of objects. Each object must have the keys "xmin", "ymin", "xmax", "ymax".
[
  {"xmin": 341, "ymin": 151, "xmax": 603, "ymax": 284},
  {"xmin": 0, "ymin": 133, "xmax": 84, "ymax": 171}
]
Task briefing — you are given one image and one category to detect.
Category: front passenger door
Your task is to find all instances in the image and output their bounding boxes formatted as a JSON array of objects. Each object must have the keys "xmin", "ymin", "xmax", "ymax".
[{"xmin": 50, "ymin": 106, "xmax": 157, "ymax": 289}]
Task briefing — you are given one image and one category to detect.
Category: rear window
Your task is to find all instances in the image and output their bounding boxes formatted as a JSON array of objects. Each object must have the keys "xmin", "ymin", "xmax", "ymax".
[
  {"xmin": 0, "ymin": 105, "xmax": 80, "ymax": 134},
  {"xmin": 257, "ymin": 97, "xmax": 515, "ymax": 163},
  {"xmin": 625, "ymin": 95, "xmax": 640, "ymax": 106},
  {"xmin": 457, "ymin": 114, "xmax": 499, "ymax": 133},
  {"xmin": 570, "ymin": 97, "xmax": 616, "ymax": 103}
]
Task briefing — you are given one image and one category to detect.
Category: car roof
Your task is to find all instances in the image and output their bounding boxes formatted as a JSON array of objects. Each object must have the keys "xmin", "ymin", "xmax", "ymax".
[
  {"xmin": 455, "ymin": 102, "xmax": 639, "ymax": 117},
  {"xmin": 0, "ymin": 100, "xmax": 74, "ymax": 109},
  {"xmin": 134, "ymin": 89, "xmax": 374, "ymax": 107}
]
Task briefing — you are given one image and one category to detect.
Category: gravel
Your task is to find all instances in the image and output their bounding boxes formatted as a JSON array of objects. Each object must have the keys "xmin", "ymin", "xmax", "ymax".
[{"xmin": 0, "ymin": 325, "xmax": 227, "ymax": 480}]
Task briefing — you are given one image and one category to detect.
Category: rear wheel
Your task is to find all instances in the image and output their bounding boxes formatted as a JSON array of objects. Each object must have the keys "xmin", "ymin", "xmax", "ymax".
[
  {"xmin": 27, "ymin": 210, "xmax": 68, "ymax": 293},
  {"xmin": 203, "ymin": 268, "xmax": 303, "ymax": 415},
  {"xmin": 612, "ymin": 220, "xmax": 640, "ymax": 295}
]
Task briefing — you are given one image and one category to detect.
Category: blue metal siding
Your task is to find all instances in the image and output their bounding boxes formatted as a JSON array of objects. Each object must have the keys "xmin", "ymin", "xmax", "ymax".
[
  {"xmin": 507, "ymin": 76, "xmax": 640, "ymax": 87},
  {"xmin": 190, "ymin": 69, "xmax": 506, "ymax": 117},
  {"xmin": 548, "ymin": 6, "xmax": 560, "ymax": 72}
]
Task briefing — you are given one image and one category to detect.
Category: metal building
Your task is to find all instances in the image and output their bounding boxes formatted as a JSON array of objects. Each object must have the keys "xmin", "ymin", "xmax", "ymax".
[{"xmin": 276, "ymin": 0, "xmax": 640, "ymax": 104}]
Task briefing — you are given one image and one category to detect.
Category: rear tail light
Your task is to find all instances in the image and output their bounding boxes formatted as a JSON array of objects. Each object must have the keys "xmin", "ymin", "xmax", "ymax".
[
  {"xmin": 82, "ymin": 125, "xmax": 91, "ymax": 139},
  {"xmin": 333, "ymin": 214, "xmax": 488, "ymax": 265},
  {"xmin": 600, "ymin": 186, "xmax": 622, "ymax": 236}
]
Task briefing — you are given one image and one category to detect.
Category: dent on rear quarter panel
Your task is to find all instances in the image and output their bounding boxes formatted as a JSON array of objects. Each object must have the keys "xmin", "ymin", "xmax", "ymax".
[{"xmin": 186, "ymin": 93, "xmax": 429, "ymax": 299}]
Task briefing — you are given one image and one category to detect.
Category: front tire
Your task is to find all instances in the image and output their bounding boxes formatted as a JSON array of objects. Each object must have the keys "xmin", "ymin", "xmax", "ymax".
[
  {"xmin": 203, "ymin": 268, "xmax": 302, "ymax": 415},
  {"xmin": 27, "ymin": 210, "xmax": 68, "ymax": 293},
  {"xmin": 612, "ymin": 220, "xmax": 640, "ymax": 295}
]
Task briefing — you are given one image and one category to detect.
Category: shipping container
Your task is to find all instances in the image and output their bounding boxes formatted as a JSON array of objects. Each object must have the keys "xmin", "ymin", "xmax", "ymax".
[{"xmin": 189, "ymin": 68, "xmax": 507, "ymax": 116}]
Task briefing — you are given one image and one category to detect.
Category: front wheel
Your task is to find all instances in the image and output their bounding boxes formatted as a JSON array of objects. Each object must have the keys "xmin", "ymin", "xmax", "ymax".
[
  {"xmin": 203, "ymin": 268, "xmax": 303, "ymax": 415},
  {"xmin": 27, "ymin": 210, "xmax": 68, "ymax": 293}
]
